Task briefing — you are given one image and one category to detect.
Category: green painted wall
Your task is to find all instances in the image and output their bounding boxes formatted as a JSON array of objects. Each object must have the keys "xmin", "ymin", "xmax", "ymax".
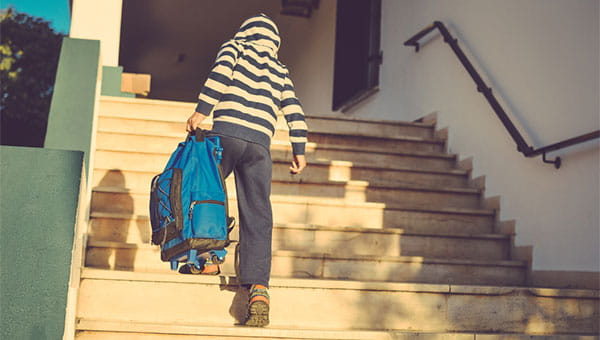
[
  {"xmin": 0, "ymin": 146, "xmax": 83, "ymax": 340},
  {"xmin": 45, "ymin": 37, "xmax": 100, "ymax": 180},
  {"xmin": 101, "ymin": 66, "xmax": 135, "ymax": 98}
]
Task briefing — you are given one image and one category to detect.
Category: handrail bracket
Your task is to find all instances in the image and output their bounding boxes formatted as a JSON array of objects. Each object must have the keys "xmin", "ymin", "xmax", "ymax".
[{"xmin": 543, "ymin": 153, "xmax": 562, "ymax": 169}]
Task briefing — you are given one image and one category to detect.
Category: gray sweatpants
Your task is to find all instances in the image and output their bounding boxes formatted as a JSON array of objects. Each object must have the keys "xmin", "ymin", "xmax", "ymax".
[{"xmin": 216, "ymin": 134, "xmax": 273, "ymax": 287}]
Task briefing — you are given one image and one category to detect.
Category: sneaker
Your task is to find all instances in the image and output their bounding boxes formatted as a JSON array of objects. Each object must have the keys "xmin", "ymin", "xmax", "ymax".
[
  {"xmin": 243, "ymin": 284, "xmax": 270, "ymax": 327},
  {"xmin": 178, "ymin": 262, "xmax": 220, "ymax": 275}
]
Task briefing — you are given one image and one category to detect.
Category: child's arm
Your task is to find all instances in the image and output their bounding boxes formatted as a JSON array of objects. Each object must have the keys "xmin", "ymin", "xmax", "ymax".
[
  {"xmin": 280, "ymin": 71, "xmax": 308, "ymax": 174},
  {"xmin": 187, "ymin": 41, "xmax": 241, "ymax": 130}
]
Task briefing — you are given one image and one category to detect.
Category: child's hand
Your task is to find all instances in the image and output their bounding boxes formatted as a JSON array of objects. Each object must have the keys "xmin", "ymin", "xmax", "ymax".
[
  {"xmin": 290, "ymin": 154, "xmax": 307, "ymax": 175},
  {"xmin": 186, "ymin": 112, "xmax": 208, "ymax": 132}
]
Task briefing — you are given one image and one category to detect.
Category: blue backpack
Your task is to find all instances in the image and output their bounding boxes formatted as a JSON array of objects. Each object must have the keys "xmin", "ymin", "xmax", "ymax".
[{"xmin": 149, "ymin": 129, "xmax": 233, "ymax": 272}]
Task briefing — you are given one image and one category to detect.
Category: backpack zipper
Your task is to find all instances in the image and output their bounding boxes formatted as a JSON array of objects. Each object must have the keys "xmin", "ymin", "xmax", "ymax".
[{"xmin": 188, "ymin": 200, "xmax": 225, "ymax": 220}]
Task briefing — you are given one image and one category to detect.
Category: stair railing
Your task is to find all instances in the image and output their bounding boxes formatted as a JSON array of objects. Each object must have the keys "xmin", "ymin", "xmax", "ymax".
[{"xmin": 404, "ymin": 21, "xmax": 600, "ymax": 169}]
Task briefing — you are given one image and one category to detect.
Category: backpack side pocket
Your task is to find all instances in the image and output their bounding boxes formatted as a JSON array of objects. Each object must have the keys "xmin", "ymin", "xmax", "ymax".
[{"xmin": 149, "ymin": 168, "xmax": 184, "ymax": 245}]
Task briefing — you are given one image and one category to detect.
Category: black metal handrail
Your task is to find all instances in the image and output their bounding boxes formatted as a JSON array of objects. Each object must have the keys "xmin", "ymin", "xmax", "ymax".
[{"xmin": 404, "ymin": 21, "xmax": 600, "ymax": 169}]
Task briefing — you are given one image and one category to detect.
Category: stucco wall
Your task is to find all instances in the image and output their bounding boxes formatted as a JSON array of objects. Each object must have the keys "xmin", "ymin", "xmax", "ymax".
[
  {"xmin": 0, "ymin": 147, "xmax": 83, "ymax": 340},
  {"xmin": 283, "ymin": 0, "xmax": 599, "ymax": 272}
]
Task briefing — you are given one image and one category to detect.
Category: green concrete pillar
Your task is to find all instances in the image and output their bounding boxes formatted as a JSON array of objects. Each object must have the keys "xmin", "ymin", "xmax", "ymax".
[
  {"xmin": 45, "ymin": 37, "xmax": 101, "ymax": 181},
  {"xmin": 101, "ymin": 66, "xmax": 135, "ymax": 98},
  {"xmin": 0, "ymin": 146, "xmax": 83, "ymax": 340}
]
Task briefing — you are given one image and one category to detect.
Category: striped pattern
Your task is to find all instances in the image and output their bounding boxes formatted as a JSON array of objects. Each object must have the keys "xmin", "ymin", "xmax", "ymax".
[
  {"xmin": 195, "ymin": 14, "xmax": 308, "ymax": 155},
  {"xmin": 249, "ymin": 284, "xmax": 270, "ymax": 304}
]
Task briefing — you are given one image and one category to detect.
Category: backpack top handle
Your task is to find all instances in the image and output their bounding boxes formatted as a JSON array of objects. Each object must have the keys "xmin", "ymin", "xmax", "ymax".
[{"xmin": 190, "ymin": 128, "xmax": 206, "ymax": 142}]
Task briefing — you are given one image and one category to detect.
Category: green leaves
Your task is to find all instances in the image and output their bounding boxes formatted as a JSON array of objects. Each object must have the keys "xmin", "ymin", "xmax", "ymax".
[{"xmin": 1, "ymin": 7, "xmax": 64, "ymax": 146}]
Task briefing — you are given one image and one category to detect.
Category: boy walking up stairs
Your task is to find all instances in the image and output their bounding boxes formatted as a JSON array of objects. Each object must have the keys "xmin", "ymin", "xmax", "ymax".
[{"xmin": 184, "ymin": 13, "xmax": 308, "ymax": 327}]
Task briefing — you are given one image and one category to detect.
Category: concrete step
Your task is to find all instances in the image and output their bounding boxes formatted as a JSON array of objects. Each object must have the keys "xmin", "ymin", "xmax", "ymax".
[
  {"xmin": 307, "ymin": 132, "xmax": 446, "ymax": 154},
  {"xmin": 97, "ymin": 115, "xmax": 439, "ymax": 150},
  {"xmin": 85, "ymin": 240, "xmax": 525, "ymax": 286},
  {"xmin": 99, "ymin": 96, "xmax": 196, "ymax": 123},
  {"xmin": 76, "ymin": 268, "xmax": 600, "ymax": 334},
  {"xmin": 93, "ymin": 148, "xmax": 467, "ymax": 191},
  {"xmin": 97, "ymin": 97, "xmax": 455, "ymax": 169},
  {"xmin": 90, "ymin": 180, "xmax": 485, "ymax": 221},
  {"xmin": 94, "ymin": 141, "xmax": 458, "ymax": 175},
  {"xmin": 97, "ymin": 118, "xmax": 291, "ymax": 144},
  {"xmin": 93, "ymin": 144, "xmax": 481, "ymax": 203},
  {"xmin": 99, "ymin": 96, "xmax": 437, "ymax": 139},
  {"xmin": 93, "ymin": 157, "xmax": 470, "ymax": 195},
  {"xmin": 88, "ymin": 218, "xmax": 511, "ymax": 261},
  {"xmin": 90, "ymin": 190, "xmax": 497, "ymax": 235},
  {"xmin": 298, "ymin": 144, "xmax": 457, "ymax": 171},
  {"xmin": 76, "ymin": 319, "xmax": 600, "ymax": 339},
  {"xmin": 93, "ymin": 175, "xmax": 483, "ymax": 210},
  {"xmin": 97, "ymin": 116, "xmax": 199, "ymax": 139},
  {"xmin": 95, "ymin": 129, "xmax": 446, "ymax": 159},
  {"xmin": 268, "ymin": 180, "xmax": 482, "ymax": 210},
  {"xmin": 304, "ymin": 115, "xmax": 435, "ymax": 139}
]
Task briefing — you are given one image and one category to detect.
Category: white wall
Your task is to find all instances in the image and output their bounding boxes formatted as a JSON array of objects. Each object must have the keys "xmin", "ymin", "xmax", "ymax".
[
  {"xmin": 70, "ymin": 0, "xmax": 123, "ymax": 66},
  {"xmin": 284, "ymin": 0, "xmax": 599, "ymax": 272},
  {"xmin": 276, "ymin": 0, "xmax": 337, "ymax": 118}
]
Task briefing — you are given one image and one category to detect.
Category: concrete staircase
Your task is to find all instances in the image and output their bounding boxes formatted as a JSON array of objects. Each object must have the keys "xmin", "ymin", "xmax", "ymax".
[{"xmin": 75, "ymin": 96, "xmax": 599, "ymax": 339}]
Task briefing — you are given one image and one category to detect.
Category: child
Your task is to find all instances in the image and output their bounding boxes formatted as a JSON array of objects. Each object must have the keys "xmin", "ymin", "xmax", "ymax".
[{"xmin": 185, "ymin": 13, "xmax": 308, "ymax": 327}]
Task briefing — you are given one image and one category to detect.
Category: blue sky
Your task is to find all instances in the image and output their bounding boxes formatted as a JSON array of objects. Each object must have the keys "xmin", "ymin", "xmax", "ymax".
[{"xmin": 1, "ymin": 0, "xmax": 70, "ymax": 34}]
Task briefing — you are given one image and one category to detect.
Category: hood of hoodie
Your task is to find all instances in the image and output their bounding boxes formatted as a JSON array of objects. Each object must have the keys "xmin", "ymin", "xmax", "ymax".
[{"xmin": 234, "ymin": 14, "xmax": 281, "ymax": 56}]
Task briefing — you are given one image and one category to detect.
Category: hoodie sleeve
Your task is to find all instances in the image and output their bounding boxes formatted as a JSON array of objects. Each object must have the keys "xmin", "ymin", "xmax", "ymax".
[
  {"xmin": 195, "ymin": 41, "xmax": 241, "ymax": 115},
  {"xmin": 280, "ymin": 71, "xmax": 308, "ymax": 155}
]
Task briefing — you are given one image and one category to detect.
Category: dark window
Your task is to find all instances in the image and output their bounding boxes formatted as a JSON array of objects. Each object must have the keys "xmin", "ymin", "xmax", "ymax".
[{"xmin": 332, "ymin": 0, "xmax": 382, "ymax": 112}]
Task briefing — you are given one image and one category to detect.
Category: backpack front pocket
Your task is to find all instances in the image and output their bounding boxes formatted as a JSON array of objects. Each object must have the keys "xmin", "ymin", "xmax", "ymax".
[{"xmin": 188, "ymin": 199, "xmax": 227, "ymax": 240}]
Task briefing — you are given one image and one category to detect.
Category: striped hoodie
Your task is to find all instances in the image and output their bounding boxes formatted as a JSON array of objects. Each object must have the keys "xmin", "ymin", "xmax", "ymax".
[{"xmin": 195, "ymin": 14, "xmax": 308, "ymax": 155}]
